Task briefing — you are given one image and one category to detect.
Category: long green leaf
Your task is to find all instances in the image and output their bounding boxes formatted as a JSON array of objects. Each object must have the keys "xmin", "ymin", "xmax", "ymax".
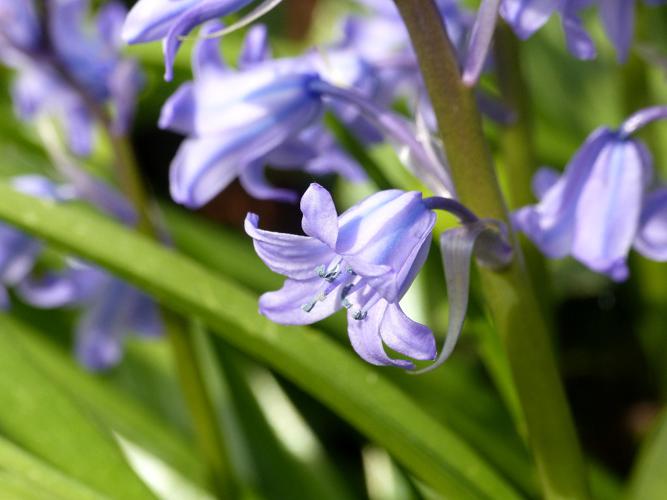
[
  {"xmin": 0, "ymin": 312, "xmax": 206, "ymax": 488},
  {"xmin": 0, "ymin": 435, "xmax": 106, "ymax": 500},
  {"xmin": 0, "ymin": 312, "xmax": 155, "ymax": 500},
  {"xmin": 0, "ymin": 184, "xmax": 523, "ymax": 500}
]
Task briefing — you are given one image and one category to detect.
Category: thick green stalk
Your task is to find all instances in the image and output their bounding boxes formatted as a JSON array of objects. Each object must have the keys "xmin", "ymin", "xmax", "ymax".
[{"xmin": 393, "ymin": 1, "xmax": 589, "ymax": 499}]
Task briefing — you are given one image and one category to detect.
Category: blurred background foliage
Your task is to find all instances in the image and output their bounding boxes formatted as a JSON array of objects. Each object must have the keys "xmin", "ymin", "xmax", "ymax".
[{"xmin": 0, "ymin": 0, "xmax": 666, "ymax": 499}]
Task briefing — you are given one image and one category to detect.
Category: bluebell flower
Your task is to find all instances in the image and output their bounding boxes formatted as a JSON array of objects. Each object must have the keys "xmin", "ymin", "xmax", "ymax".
[
  {"xmin": 1, "ymin": 1, "xmax": 142, "ymax": 154},
  {"xmin": 497, "ymin": 0, "xmax": 666, "ymax": 63},
  {"xmin": 246, "ymin": 183, "xmax": 438, "ymax": 368},
  {"xmin": 160, "ymin": 25, "xmax": 371, "ymax": 207},
  {"xmin": 514, "ymin": 106, "xmax": 667, "ymax": 281},
  {"xmin": 0, "ymin": 170, "xmax": 161, "ymax": 370},
  {"xmin": 246, "ymin": 183, "xmax": 512, "ymax": 370},
  {"xmin": 18, "ymin": 264, "xmax": 161, "ymax": 371}
]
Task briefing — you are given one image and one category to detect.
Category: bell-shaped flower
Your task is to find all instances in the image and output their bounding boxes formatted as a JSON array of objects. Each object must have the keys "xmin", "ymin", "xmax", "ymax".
[
  {"xmin": 160, "ymin": 25, "xmax": 370, "ymax": 207},
  {"xmin": 245, "ymin": 183, "xmax": 438, "ymax": 368},
  {"xmin": 246, "ymin": 183, "xmax": 513, "ymax": 369},
  {"xmin": 514, "ymin": 106, "xmax": 667, "ymax": 281}
]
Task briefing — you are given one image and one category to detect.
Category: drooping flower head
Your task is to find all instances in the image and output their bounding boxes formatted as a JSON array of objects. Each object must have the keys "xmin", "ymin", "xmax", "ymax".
[
  {"xmin": 246, "ymin": 183, "xmax": 438, "ymax": 368},
  {"xmin": 246, "ymin": 183, "xmax": 512, "ymax": 370},
  {"xmin": 514, "ymin": 106, "xmax": 667, "ymax": 280}
]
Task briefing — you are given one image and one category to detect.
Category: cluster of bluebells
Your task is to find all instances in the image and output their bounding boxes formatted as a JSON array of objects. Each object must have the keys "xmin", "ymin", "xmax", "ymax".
[
  {"xmin": 0, "ymin": 0, "xmax": 142, "ymax": 155},
  {"xmin": 120, "ymin": 0, "xmax": 667, "ymax": 368},
  {"xmin": 0, "ymin": 0, "xmax": 666, "ymax": 371}
]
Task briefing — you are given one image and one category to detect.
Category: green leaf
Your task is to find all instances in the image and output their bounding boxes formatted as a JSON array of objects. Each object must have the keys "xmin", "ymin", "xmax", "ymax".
[
  {"xmin": 0, "ymin": 184, "xmax": 523, "ymax": 500},
  {"xmin": 0, "ymin": 312, "xmax": 206, "ymax": 489},
  {"xmin": 626, "ymin": 411, "xmax": 667, "ymax": 500},
  {"xmin": 0, "ymin": 435, "xmax": 106, "ymax": 500},
  {"xmin": 0, "ymin": 312, "xmax": 155, "ymax": 500}
]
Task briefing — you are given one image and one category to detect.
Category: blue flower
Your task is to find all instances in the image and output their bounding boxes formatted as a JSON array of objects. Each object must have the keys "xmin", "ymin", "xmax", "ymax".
[
  {"xmin": 498, "ymin": 0, "xmax": 666, "ymax": 63},
  {"xmin": 246, "ymin": 183, "xmax": 512, "ymax": 370},
  {"xmin": 245, "ymin": 183, "xmax": 438, "ymax": 368},
  {"xmin": 0, "ymin": 171, "xmax": 161, "ymax": 371},
  {"xmin": 514, "ymin": 106, "xmax": 667, "ymax": 280},
  {"xmin": 18, "ymin": 264, "xmax": 161, "ymax": 371},
  {"xmin": 160, "ymin": 25, "xmax": 368, "ymax": 207}
]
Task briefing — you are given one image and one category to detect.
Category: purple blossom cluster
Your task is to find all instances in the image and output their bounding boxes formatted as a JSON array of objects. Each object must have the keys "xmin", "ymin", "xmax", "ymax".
[{"xmin": 0, "ymin": 0, "xmax": 666, "ymax": 371}]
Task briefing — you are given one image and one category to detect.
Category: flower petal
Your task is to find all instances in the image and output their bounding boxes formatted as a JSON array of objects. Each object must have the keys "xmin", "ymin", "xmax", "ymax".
[
  {"xmin": 462, "ymin": 0, "xmax": 501, "ymax": 86},
  {"xmin": 634, "ymin": 188, "xmax": 667, "ymax": 261},
  {"xmin": 239, "ymin": 161, "xmax": 298, "ymax": 203},
  {"xmin": 514, "ymin": 127, "xmax": 613, "ymax": 258},
  {"xmin": 300, "ymin": 183, "xmax": 338, "ymax": 248},
  {"xmin": 572, "ymin": 140, "xmax": 644, "ymax": 280},
  {"xmin": 380, "ymin": 302, "xmax": 436, "ymax": 361},
  {"xmin": 347, "ymin": 301, "xmax": 414, "ymax": 369},
  {"xmin": 599, "ymin": 0, "xmax": 634, "ymax": 62},
  {"xmin": 499, "ymin": 0, "xmax": 559, "ymax": 39},
  {"xmin": 259, "ymin": 277, "xmax": 342, "ymax": 325},
  {"xmin": 245, "ymin": 213, "xmax": 335, "ymax": 280}
]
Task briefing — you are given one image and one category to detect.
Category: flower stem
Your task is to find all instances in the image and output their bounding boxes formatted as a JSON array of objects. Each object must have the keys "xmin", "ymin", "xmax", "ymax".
[{"xmin": 393, "ymin": 1, "xmax": 590, "ymax": 499}]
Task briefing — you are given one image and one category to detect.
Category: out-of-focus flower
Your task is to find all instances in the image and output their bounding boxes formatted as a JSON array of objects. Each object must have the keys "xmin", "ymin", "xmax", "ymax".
[
  {"xmin": 1, "ymin": 169, "xmax": 161, "ymax": 371},
  {"xmin": 0, "ymin": 1, "xmax": 142, "ymax": 155},
  {"xmin": 160, "ymin": 24, "xmax": 370, "ymax": 207},
  {"xmin": 246, "ymin": 183, "xmax": 512, "ymax": 370},
  {"xmin": 499, "ymin": 0, "xmax": 667, "ymax": 63},
  {"xmin": 122, "ymin": 0, "xmax": 285, "ymax": 80},
  {"xmin": 18, "ymin": 264, "xmax": 161, "ymax": 371},
  {"xmin": 514, "ymin": 106, "xmax": 667, "ymax": 281}
]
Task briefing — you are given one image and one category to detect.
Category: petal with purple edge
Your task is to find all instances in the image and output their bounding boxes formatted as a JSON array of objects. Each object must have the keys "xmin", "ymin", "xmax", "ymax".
[
  {"xmin": 300, "ymin": 183, "xmax": 338, "ymax": 248},
  {"xmin": 515, "ymin": 127, "xmax": 613, "ymax": 258},
  {"xmin": 599, "ymin": 0, "xmax": 634, "ymax": 62},
  {"xmin": 462, "ymin": 0, "xmax": 501, "ymax": 87},
  {"xmin": 193, "ymin": 21, "xmax": 228, "ymax": 79},
  {"xmin": 259, "ymin": 277, "xmax": 342, "ymax": 325},
  {"xmin": 239, "ymin": 24, "xmax": 272, "ymax": 68},
  {"xmin": 560, "ymin": 5, "xmax": 596, "ymax": 60},
  {"xmin": 245, "ymin": 213, "xmax": 335, "ymax": 280},
  {"xmin": 239, "ymin": 161, "xmax": 299, "ymax": 203},
  {"xmin": 634, "ymin": 188, "xmax": 667, "ymax": 261},
  {"xmin": 347, "ymin": 302, "xmax": 414, "ymax": 369},
  {"xmin": 572, "ymin": 140, "xmax": 644, "ymax": 280},
  {"xmin": 159, "ymin": 83, "xmax": 196, "ymax": 134},
  {"xmin": 169, "ymin": 135, "xmax": 247, "ymax": 208},
  {"xmin": 500, "ymin": 0, "xmax": 559, "ymax": 40},
  {"xmin": 380, "ymin": 302, "xmax": 436, "ymax": 361},
  {"xmin": 162, "ymin": 0, "xmax": 254, "ymax": 81}
]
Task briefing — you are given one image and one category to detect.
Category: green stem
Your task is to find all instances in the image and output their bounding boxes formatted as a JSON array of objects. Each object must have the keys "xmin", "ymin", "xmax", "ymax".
[{"xmin": 393, "ymin": 1, "xmax": 589, "ymax": 499}]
